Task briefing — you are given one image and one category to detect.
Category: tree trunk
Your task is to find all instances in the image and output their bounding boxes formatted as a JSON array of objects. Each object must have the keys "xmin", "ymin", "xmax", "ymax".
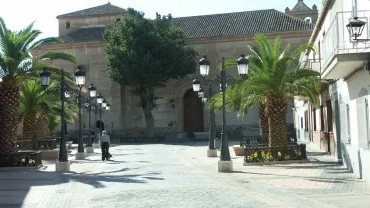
[
  {"xmin": 141, "ymin": 87, "xmax": 155, "ymax": 138},
  {"xmin": 36, "ymin": 114, "xmax": 48, "ymax": 138},
  {"xmin": 266, "ymin": 94, "xmax": 288, "ymax": 147},
  {"xmin": 0, "ymin": 78, "xmax": 20, "ymax": 154},
  {"xmin": 258, "ymin": 102, "xmax": 269, "ymax": 139},
  {"xmin": 142, "ymin": 107, "xmax": 155, "ymax": 138},
  {"xmin": 22, "ymin": 111, "xmax": 38, "ymax": 150}
]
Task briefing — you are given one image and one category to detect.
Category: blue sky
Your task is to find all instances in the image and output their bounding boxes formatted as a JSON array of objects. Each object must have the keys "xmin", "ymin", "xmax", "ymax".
[{"xmin": 0, "ymin": 0, "xmax": 322, "ymax": 38}]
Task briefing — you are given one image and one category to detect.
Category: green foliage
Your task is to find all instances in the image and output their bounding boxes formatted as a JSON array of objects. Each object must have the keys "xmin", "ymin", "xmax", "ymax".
[
  {"xmin": 104, "ymin": 8, "xmax": 197, "ymax": 110},
  {"xmin": 20, "ymin": 79, "xmax": 77, "ymax": 129},
  {"xmin": 209, "ymin": 34, "xmax": 321, "ymax": 116},
  {"xmin": 0, "ymin": 16, "xmax": 77, "ymax": 83},
  {"xmin": 238, "ymin": 34, "xmax": 320, "ymax": 103}
]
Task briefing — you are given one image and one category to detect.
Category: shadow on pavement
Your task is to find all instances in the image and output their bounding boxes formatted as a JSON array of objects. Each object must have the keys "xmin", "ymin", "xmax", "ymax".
[
  {"xmin": 232, "ymin": 170, "xmax": 358, "ymax": 183},
  {"xmin": 0, "ymin": 165, "xmax": 163, "ymax": 207},
  {"xmin": 307, "ymin": 152, "xmax": 331, "ymax": 156}
]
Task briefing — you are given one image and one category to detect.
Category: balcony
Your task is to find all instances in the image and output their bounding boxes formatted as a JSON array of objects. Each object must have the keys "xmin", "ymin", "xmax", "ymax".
[
  {"xmin": 306, "ymin": 59, "xmax": 321, "ymax": 73},
  {"xmin": 321, "ymin": 10, "xmax": 370, "ymax": 79}
]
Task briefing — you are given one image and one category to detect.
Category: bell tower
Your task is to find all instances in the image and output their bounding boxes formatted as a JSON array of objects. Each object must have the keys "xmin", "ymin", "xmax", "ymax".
[{"xmin": 285, "ymin": 0, "xmax": 318, "ymax": 24}]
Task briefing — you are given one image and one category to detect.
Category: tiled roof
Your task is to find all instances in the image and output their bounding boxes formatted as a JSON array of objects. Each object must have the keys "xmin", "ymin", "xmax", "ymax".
[
  {"xmin": 54, "ymin": 26, "xmax": 106, "ymax": 43},
  {"xmin": 50, "ymin": 9, "xmax": 313, "ymax": 44},
  {"xmin": 57, "ymin": 3, "xmax": 125, "ymax": 18},
  {"xmin": 171, "ymin": 9, "xmax": 313, "ymax": 39}
]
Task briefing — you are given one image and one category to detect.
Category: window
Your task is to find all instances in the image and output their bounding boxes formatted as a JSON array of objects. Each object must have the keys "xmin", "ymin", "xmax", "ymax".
[
  {"xmin": 326, "ymin": 100, "xmax": 333, "ymax": 132},
  {"xmin": 318, "ymin": 42, "xmax": 321, "ymax": 61},
  {"xmin": 366, "ymin": 99, "xmax": 369, "ymax": 147},
  {"xmin": 313, "ymin": 108, "xmax": 317, "ymax": 131},
  {"xmin": 304, "ymin": 17, "xmax": 312, "ymax": 23},
  {"xmin": 346, "ymin": 104, "xmax": 351, "ymax": 143},
  {"xmin": 66, "ymin": 22, "xmax": 70, "ymax": 29},
  {"xmin": 301, "ymin": 117, "xmax": 303, "ymax": 129},
  {"xmin": 305, "ymin": 110, "xmax": 308, "ymax": 132}
]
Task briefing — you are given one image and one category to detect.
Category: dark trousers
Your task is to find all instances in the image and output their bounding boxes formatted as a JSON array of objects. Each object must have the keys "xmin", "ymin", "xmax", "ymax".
[{"xmin": 101, "ymin": 142, "xmax": 110, "ymax": 160}]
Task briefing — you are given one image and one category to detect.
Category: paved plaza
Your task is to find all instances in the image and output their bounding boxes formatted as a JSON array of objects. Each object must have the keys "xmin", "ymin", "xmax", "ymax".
[{"xmin": 1, "ymin": 141, "xmax": 370, "ymax": 208}]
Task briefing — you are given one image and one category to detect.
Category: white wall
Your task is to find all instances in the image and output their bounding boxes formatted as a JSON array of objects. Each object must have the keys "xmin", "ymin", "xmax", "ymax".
[
  {"xmin": 304, "ymin": 0, "xmax": 370, "ymax": 183},
  {"xmin": 334, "ymin": 70, "xmax": 370, "ymax": 180}
]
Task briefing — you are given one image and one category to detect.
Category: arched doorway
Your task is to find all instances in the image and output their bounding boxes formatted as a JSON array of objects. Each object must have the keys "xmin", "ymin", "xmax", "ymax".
[
  {"xmin": 96, "ymin": 120, "xmax": 105, "ymax": 135},
  {"xmin": 183, "ymin": 89, "xmax": 204, "ymax": 133}
]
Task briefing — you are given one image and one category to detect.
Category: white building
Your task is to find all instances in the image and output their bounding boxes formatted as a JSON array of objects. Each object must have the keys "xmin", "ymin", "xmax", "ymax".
[{"xmin": 298, "ymin": 0, "xmax": 370, "ymax": 183}]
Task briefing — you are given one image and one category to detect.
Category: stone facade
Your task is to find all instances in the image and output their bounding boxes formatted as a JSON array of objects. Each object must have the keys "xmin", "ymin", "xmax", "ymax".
[
  {"xmin": 33, "ymin": 3, "xmax": 314, "ymax": 138},
  {"xmin": 285, "ymin": 0, "xmax": 319, "ymax": 24}
]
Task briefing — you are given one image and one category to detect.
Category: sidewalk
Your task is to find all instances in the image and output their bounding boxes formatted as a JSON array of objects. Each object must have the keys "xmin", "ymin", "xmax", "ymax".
[{"xmin": 0, "ymin": 142, "xmax": 369, "ymax": 208}]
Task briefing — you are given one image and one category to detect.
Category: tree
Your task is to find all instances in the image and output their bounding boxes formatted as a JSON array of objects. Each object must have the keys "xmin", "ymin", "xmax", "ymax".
[
  {"xmin": 104, "ymin": 8, "xmax": 197, "ymax": 137},
  {"xmin": 19, "ymin": 80, "xmax": 77, "ymax": 149},
  {"xmin": 208, "ymin": 34, "xmax": 320, "ymax": 146},
  {"xmin": 0, "ymin": 17, "xmax": 77, "ymax": 154}
]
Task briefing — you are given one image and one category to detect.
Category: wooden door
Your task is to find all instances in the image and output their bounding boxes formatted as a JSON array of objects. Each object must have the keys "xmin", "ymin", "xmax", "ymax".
[{"xmin": 183, "ymin": 89, "xmax": 204, "ymax": 133}]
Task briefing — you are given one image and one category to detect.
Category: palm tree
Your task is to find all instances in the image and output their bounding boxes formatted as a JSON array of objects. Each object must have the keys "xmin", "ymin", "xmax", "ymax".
[
  {"xmin": 20, "ymin": 80, "xmax": 78, "ymax": 149},
  {"xmin": 0, "ymin": 17, "xmax": 77, "ymax": 154},
  {"xmin": 208, "ymin": 34, "xmax": 320, "ymax": 146}
]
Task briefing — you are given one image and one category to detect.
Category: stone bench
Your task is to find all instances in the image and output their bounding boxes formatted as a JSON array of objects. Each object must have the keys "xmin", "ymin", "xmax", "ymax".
[{"xmin": 66, "ymin": 141, "xmax": 73, "ymax": 149}]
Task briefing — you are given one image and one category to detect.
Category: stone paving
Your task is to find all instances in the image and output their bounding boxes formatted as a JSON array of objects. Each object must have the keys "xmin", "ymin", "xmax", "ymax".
[{"xmin": 0, "ymin": 141, "xmax": 370, "ymax": 208}]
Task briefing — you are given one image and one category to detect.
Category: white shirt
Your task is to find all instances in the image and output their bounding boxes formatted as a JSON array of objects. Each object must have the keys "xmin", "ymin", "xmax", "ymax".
[{"xmin": 99, "ymin": 134, "xmax": 110, "ymax": 144}]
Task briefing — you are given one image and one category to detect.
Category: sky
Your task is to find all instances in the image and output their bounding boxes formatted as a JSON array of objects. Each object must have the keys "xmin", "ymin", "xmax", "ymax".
[{"xmin": 0, "ymin": 0, "xmax": 322, "ymax": 39}]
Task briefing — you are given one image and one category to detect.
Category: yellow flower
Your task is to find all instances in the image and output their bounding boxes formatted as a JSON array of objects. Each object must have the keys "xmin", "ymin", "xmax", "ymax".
[
  {"xmin": 253, "ymin": 152, "xmax": 258, "ymax": 157},
  {"xmin": 278, "ymin": 152, "xmax": 282, "ymax": 157}
]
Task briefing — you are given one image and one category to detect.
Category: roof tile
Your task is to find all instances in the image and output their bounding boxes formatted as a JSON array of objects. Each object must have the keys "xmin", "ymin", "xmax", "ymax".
[
  {"xmin": 57, "ymin": 3, "xmax": 125, "ymax": 18},
  {"xmin": 51, "ymin": 9, "xmax": 314, "ymax": 44}
]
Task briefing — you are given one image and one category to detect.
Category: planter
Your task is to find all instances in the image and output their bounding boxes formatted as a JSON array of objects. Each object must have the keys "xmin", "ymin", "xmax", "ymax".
[
  {"xmin": 243, "ymin": 159, "xmax": 310, "ymax": 166},
  {"xmin": 233, "ymin": 145, "xmax": 245, "ymax": 156},
  {"xmin": 66, "ymin": 141, "xmax": 73, "ymax": 149},
  {"xmin": 40, "ymin": 150, "xmax": 59, "ymax": 160}
]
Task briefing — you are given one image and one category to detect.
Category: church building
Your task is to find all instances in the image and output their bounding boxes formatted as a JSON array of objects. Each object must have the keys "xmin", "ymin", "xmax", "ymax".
[{"xmin": 34, "ymin": 1, "xmax": 316, "ymax": 139}]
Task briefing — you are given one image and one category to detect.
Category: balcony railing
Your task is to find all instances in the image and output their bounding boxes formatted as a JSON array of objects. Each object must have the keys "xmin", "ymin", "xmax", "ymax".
[{"xmin": 321, "ymin": 10, "xmax": 370, "ymax": 71}]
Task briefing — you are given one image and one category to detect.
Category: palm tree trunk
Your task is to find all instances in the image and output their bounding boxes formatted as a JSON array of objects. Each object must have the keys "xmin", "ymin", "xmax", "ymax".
[
  {"xmin": 0, "ymin": 78, "xmax": 20, "ymax": 154},
  {"xmin": 258, "ymin": 102, "xmax": 269, "ymax": 138},
  {"xmin": 22, "ymin": 111, "xmax": 38, "ymax": 150},
  {"xmin": 266, "ymin": 94, "xmax": 288, "ymax": 147},
  {"xmin": 36, "ymin": 114, "xmax": 48, "ymax": 138}
]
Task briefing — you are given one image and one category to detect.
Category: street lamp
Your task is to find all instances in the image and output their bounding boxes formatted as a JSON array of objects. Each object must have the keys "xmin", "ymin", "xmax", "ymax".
[
  {"xmin": 198, "ymin": 88, "xmax": 205, "ymax": 98},
  {"xmin": 102, "ymin": 99, "xmax": 107, "ymax": 108},
  {"xmin": 202, "ymin": 97, "xmax": 208, "ymax": 103},
  {"xmin": 86, "ymin": 84, "xmax": 96, "ymax": 153},
  {"xmin": 105, "ymin": 103, "xmax": 111, "ymax": 111},
  {"xmin": 199, "ymin": 55, "xmax": 210, "ymax": 76},
  {"xmin": 39, "ymin": 69, "xmax": 51, "ymax": 88},
  {"xmin": 96, "ymin": 93, "xmax": 104, "ymax": 136},
  {"xmin": 237, "ymin": 54, "xmax": 249, "ymax": 79},
  {"xmin": 198, "ymin": 54, "xmax": 249, "ymax": 172},
  {"xmin": 192, "ymin": 79, "xmax": 201, "ymax": 92},
  {"xmin": 97, "ymin": 93, "xmax": 104, "ymax": 104},
  {"xmin": 346, "ymin": 17, "xmax": 369, "ymax": 41},
  {"xmin": 39, "ymin": 68, "xmax": 69, "ymax": 172},
  {"xmin": 75, "ymin": 66, "xmax": 86, "ymax": 160}
]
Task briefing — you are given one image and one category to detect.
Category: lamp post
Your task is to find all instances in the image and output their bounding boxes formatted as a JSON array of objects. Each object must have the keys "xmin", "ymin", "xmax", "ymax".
[
  {"xmin": 75, "ymin": 66, "xmax": 86, "ymax": 160},
  {"xmin": 39, "ymin": 68, "xmax": 70, "ymax": 172},
  {"xmin": 96, "ymin": 93, "xmax": 104, "ymax": 136},
  {"xmin": 86, "ymin": 84, "xmax": 96, "ymax": 153},
  {"xmin": 194, "ymin": 55, "xmax": 248, "ymax": 172}
]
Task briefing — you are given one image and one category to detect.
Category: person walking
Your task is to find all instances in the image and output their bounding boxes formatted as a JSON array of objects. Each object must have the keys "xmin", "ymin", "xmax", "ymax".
[{"xmin": 99, "ymin": 130, "xmax": 111, "ymax": 161}]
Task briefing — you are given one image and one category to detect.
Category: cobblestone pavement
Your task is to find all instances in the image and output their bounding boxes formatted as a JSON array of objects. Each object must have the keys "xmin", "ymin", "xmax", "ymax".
[{"xmin": 0, "ymin": 141, "xmax": 370, "ymax": 208}]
